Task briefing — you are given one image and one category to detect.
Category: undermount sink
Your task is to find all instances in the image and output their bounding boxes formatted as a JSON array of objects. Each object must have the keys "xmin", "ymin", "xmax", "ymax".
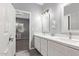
[
  {"xmin": 71, "ymin": 36, "xmax": 79, "ymax": 42},
  {"xmin": 71, "ymin": 39, "xmax": 79, "ymax": 42}
]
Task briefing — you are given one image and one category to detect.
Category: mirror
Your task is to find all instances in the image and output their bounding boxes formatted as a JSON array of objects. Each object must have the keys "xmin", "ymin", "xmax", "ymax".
[
  {"xmin": 63, "ymin": 3, "xmax": 79, "ymax": 33},
  {"xmin": 41, "ymin": 9, "xmax": 50, "ymax": 33},
  {"xmin": 41, "ymin": 8, "xmax": 55, "ymax": 34}
]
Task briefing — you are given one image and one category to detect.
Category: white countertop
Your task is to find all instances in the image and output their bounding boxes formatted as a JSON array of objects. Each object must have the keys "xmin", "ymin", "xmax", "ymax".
[{"xmin": 34, "ymin": 33, "xmax": 79, "ymax": 50}]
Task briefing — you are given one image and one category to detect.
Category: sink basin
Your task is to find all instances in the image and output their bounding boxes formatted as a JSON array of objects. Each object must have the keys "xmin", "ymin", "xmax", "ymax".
[{"xmin": 72, "ymin": 39, "xmax": 79, "ymax": 42}]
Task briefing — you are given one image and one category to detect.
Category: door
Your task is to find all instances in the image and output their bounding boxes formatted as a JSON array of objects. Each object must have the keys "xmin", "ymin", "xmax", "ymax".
[{"xmin": 0, "ymin": 3, "xmax": 16, "ymax": 56}]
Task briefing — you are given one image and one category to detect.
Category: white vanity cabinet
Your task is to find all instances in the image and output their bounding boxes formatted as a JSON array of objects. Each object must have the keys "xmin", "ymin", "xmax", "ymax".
[
  {"xmin": 34, "ymin": 36, "xmax": 48, "ymax": 56},
  {"xmin": 48, "ymin": 41, "xmax": 63, "ymax": 56},
  {"xmin": 66, "ymin": 47, "xmax": 79, "ymax": 56},
  {"xmin": 34, "ymin": 34, "xmax": 79, "ymax": 56},
  {"xmin": 48, "ymin": 40, "xmax": 79, "ymax": 56},
  {"xmin": 41, "ymin": 38, "xmax": 48, "ymax": 56},
  {"xmin": 48, "ymin": 40, "xmax": 69, "ymax": 56},
  {"xmin": 34, "ymin": 36, "xmax": 41, "ymax": 52}
]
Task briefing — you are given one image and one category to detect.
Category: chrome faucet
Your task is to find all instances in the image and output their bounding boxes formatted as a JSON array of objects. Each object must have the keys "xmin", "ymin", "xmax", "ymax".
[{"xmin": 68, "ymin": 32, "xmax": 72, "ymax": 39}]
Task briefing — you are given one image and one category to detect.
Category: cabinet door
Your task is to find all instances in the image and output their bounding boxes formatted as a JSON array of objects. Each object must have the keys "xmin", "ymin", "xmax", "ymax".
[
  {"xmin": 48, "ymin": 41, "xmax": 63, "ymax": 56},
  {"xmin": 48, "ymin": 40, "xmax": 79, "ymax": 56},
  {"xmin": 34, "ymin": 36, "xmax": 41, "ymax": 52},
  {"xmin": 66, "ymin": 48, "xmax": 79, "ymax": 56},
  {"xmin": 41, "ymin": 39, "xmax": 47, "ymax": 56}
]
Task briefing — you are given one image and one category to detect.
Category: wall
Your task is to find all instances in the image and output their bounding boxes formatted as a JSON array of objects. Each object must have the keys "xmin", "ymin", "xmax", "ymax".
[
  {"xmin": 41, "ymin": 3, "xmax": 63, "ymax": 34},
  {"xmin": 64, "ymin": 3, "xmax": 79, "ymax": 15},
  {"xmin": 12, "ymin": 3, "xmax": 42, "ymax": 48},
  {"xmin": 71, "ymin": 12, "xmax": 79, "ymax": 30}
]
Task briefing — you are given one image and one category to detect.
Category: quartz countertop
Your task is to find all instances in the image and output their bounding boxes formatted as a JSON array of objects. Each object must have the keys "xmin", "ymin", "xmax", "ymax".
[{"xmin": 34, "ymin": 33, "xmax": 79, "ymax": 50}]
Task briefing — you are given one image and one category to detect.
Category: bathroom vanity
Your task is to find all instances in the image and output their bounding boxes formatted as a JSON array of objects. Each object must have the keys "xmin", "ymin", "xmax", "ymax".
[
  {"xmin": 34, "ymin": 33, "xmax": 79, "ymax": 56},
  {"xmin": 33, "ymin": 3, "xmax": 79, "ymax": 56}
]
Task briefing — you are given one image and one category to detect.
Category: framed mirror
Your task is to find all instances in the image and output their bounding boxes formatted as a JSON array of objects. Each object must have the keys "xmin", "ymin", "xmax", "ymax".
[
  {"xmin": 41, "ymin": 10, "xmax": 50, "ymax": 33},
  {"xmin": 63, "ymin": 3, "xmax": 79, "ymax": 33},
  {"xmin": 41, "ymin": 8, "xmax": 55, "ymax": 34}
]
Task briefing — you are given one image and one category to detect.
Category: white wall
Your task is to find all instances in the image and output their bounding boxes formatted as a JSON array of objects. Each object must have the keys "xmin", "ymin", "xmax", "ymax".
[
  {"xmin": 42, "ymin": 3, "xmax": 63, "ymax": 34},
  {"xmin": 64, "ymin": 3, "xmax": 79, "ymax": 15}
]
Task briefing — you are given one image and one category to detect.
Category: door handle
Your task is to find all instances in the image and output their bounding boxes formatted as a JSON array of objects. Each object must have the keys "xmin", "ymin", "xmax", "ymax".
[
  {"xmin": 9, "ymin": 37, "xmax": 13, "ymax": 41},
  {"xmin": 9, "ymin": 35, "xmax": 14, "ymax": 42}
]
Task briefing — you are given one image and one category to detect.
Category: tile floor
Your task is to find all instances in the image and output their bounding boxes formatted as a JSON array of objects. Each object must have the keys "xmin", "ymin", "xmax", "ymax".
[
  {"xmin": 16, "ymin": 49, "xmax": 42, "ymax": 56},
  {"xmin": 16, "ymin": 39, "xmax": 29, "ymax": 52},
  {"xmin": 16, "ymin": 39, "xmax": 42, "ymax": 56},
  {"xmin": 16, "ymin": 50, "xmax": 30, "ymax": 56}
]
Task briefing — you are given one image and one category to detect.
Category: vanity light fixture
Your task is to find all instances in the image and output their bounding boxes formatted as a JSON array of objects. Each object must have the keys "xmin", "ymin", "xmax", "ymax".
[{"xmin": 41, "ymin": 9, "xmax": 49, "ymax": 15}]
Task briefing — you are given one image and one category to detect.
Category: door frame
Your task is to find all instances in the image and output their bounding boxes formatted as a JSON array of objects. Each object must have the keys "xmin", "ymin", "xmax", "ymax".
[{"xmin": 15, "ymin": 9, "xmax": 32, "ymax": 50}]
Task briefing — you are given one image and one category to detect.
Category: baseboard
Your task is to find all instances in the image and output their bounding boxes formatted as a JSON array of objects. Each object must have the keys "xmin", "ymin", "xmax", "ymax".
[
  {"xmin": 31, "ymin": 48, "xmax": 35, "ymax": 50},
  {"xmin": 29, "ymin": 47, "xmax": 35, "ymax": 50}
]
